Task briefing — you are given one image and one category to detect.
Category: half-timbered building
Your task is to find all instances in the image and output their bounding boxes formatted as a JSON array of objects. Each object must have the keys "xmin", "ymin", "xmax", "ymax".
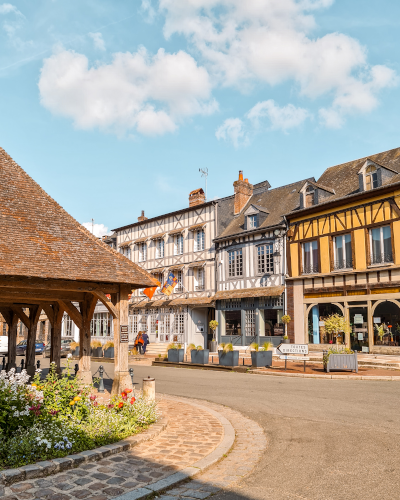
[{"xmin": 286, "ymin": 147, "xmax": 400, "ymax": 354}]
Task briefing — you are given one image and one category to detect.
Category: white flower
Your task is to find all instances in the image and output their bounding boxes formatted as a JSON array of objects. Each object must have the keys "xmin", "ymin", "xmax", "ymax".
[{"xmin": 67, "ymin": 354, "xmax": 72, "ymax": 359}]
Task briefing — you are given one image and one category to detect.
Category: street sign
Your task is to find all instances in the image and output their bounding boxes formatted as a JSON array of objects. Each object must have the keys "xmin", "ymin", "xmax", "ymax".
[
  {"xmin": 120, "ymin": 325, "xmax": 129, "ymax": 343},
  {"xmin": 279, "ymin": 356, "xmax": 309, "ymax": 361},
  {"xmin": 276, "ymin": 343, "xmax": 309, "ymax": 355}
]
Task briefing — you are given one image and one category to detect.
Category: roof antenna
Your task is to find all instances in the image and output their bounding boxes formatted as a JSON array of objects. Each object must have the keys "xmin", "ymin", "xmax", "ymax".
[
  {"xmin": 91, "ymin": 218, "xmax": 94, "ymax": 234},
  {"xmin": 199, "ymin": 167, "xmax": 208, "ymax": 201}
]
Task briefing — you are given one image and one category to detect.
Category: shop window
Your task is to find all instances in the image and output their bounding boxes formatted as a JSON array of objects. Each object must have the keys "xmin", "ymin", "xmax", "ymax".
[
  {"xmin": 333, "ymin": 234, "xmax": 352, "ymax": 270},
  {"xmin": 156, "ymin": 238, "xmax": 164, "ymax": 258},
  {"xmin": 257, "ymin": 244, "xmax": 274, "ymax": 274},
  {"xmin": 370, "ymin": 226, "xmax": 393, "ymax": 264},
  {"xmin": 373, "ymin": 302, "xmax": 400, "ymax": 346},
  {"xmin": 194, "ymin": 230, "xmax": 205, "ymax": 251},
  {"xmin": 175, "ymin": 234, "xmax": 183, "ymax": 255},
  {"xmin": 225, "ymin": 311, "xmax": 241, "ymax": 335},
  {"xmin": 302, "ymin": 240, "xmax": 319, "ymax": 274},
  {"xmin": 307, "ymin": 303, "xmax": 341, "ymax": 344},
  {"xmin": 139, "ymin": 243, "xmax": 147, "ymax": 262},
  {"xmin": 245, "ymin": 310, "xmax": 255, "ymax": 337},
  {"xmin": 228, "ymin": 249, "xmax": 243, "ymax": 277},
  {"xmin": 174, "ymin": 313, "xmax": 184, "ymax": 335}
]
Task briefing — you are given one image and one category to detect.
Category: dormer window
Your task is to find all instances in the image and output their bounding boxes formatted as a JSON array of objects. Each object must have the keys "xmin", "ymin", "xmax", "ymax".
[
  {"xmin": 305, "ymin": 185, "xmax": 315, "ymax": 207},
  {"xmin": 248, "ymin": 215, "xmax": 257, "ymax": 229},
  {"xmin": 365, "ymin": 165, "xmax": 378, "ymax": 191}
]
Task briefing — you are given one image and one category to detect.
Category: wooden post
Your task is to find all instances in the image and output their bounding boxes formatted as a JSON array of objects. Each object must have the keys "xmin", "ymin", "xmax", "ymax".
[
  {"xmin": 26, "ymin": 306, "xmax": 41, "ymax": 378},
  {"xmin": 51, "ymin": 304, "xmax": 63, "ymax": 374},
  {"xmin": 78, "ymin": 294, "xmax": 97, "ymax": 385},
  {"xmin": 111, "ymin": 285, "xmax": 132, "ymax": 395},
  {"xmin": 0, "ymin": 308, "xmax": 18, "ymax": 371},
  {"xmin": 368, "ymin": 300, "xmax": 374, "ymax": 352}
]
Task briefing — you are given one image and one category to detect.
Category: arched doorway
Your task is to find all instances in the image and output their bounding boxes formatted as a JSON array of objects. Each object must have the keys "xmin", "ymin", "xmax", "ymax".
[
  {"xmin": 307, "ymin": 303, "xmax": 342, "ymax": 344},
  {"xmin": 373, "ymin": 301, "xmax": 400, "ymax": 346}
]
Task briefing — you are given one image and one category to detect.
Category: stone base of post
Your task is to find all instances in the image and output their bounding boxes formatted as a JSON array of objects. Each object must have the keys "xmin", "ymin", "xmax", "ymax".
[
  {"xmin": 142, "ymin": 376, "xmax": 155, "ymax": 400},
  {"xmin": 112, "ymin": 371, "xmax": 133, "ymax": 395},
  {"xmin": 6, "ymin": 362, "xmax": 16, "ymax": 371},
  {"xmin": 78, "ymin": 370, "xmax": 92, "ymax": 385}
]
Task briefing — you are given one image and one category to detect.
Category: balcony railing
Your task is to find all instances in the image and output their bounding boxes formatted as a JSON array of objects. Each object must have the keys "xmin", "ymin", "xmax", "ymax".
[
  {"xmin": 302, "ymin": 264, "xmax": 319, "ymax": 274},
  {"xmin": 333, "ymin": 259, "xmax": 353, "ymax": 271},
  {"xmin": 371, "ymin": 253, "xmax": 393, "ymax": 265}
]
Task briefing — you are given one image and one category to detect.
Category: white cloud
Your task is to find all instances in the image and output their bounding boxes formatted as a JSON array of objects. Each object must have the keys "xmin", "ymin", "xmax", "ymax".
[
  {"xmin": 215, "ymin": 118, "xmax": 248, "ymax": 148},
  {"xmin": 141, "ymin": 0, "xmax": 156, "ymax": 23},
  {"xmin": 82, "ymin": 222, "xmax": 109, "ymax": 238},
  {"xmin": 88, "ymin": 32, "xmax": 105, "ymax": 51},
  {"xmin": 158, "ymin": 0, "xmax": 396, "ymax": 126},
  {"xmin": 247, "ymin": 99, "xmax": 309, "ymax": 131},
  {"xmin": 0, "ymin": 3, "xmax": 21, "ymax": 15},
  {"xmin": 39, "ymin": 46, "xmax": 217, "ymax": 136}
]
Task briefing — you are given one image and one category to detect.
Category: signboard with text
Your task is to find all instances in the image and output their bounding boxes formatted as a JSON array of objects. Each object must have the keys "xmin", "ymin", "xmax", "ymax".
[
  {"xmin": 120, "ymin": 325, "xmax": 129, "ymax": 343},
  {"xmin": 276, "ymin": 344, "xmax": 309, "ymax": 355}
]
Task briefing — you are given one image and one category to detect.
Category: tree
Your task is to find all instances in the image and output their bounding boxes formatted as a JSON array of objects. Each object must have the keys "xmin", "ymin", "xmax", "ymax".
[{"xmin": 324, "ymin": 314, "xmax": 350, "ymax": 345}]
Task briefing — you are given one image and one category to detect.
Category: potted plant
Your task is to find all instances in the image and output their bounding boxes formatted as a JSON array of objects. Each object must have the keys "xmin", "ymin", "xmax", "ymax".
[
  {"xmin": 190, "ymin": 345, "xmax": 209, "ymax": 364},
  {"xmin": 209, "ymin": 320, "xmax": 219, "ymax": 352},
  {"xmin": 91, "ymin": 340, "xmax": 103, "ymax": 358},
  {"xmin": 323, "ymin": 347, "xmax": 358, "ymax": 373},
  {"xmin": 250, "ymin": 342, "xmax": 272, "ymax": 368},
  {"xmin": 375, "ymin": 323, "xmax": 388, "ymax": 344},
  {"xmin": 103, "ymin": 341, "xmax": 114, "ymax": 358},
  {"xmin": 167, "ymin": 343, "xmax": 184, "ymax": 363},
  {"xmin": 281, "ymin": 315, "xmax": 291, "ymax": 342},
  {"xmin": 324, "ymin": 314, "xmax": 350, "ymax": 346},
  {"xmin": 70, "ymin": 341, "xmax": 79, "ymax": 357},
  {"xmin": 218, "ymin": 343, "xmax": 239, "ymax": 367}
]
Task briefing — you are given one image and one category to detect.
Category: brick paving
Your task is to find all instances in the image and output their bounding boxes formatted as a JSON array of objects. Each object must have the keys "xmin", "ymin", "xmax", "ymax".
[{"xmin": 2, "ymin": 398, "xmax": 224, "ymax": 500}]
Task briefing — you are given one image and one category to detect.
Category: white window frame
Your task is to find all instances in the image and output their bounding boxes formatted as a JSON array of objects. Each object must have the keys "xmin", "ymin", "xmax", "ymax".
[
  {"xmin": 139, "ymin": 242, "xmax": 147, "ymax": 262},
  {"xmin": 248, "ymin": 215, "xmax": 257, "ymax": 229},
  {"xmin": 302, "ymin": 240, "xmax": 319, "ymax": 274},
  {"xmin": 195, "ymin": 267, "xmax": 205, "ymax": 291},
  {"xmin": 175, "ymin": 270, "xmax": 183, "ymax": 292},
  {"xmin": 194, "ymin": 229, "xmax": 205, "ymax": 252},
  {"xmin": 370, "ymin": 225, "xmax": 393, "ymax": 264},
  {"xmin": 257, "ymin": 244, "xmax": 274, "ymax": 274},
  {"xmin": 175, "ymin": 234, "xmax": 183, "ymax": 255},
  {"xmin": 333, "ymin": 233, "xmax": 353, "ymax": 270},
  {"xmin": 156, "ymin": 238, "xmax": 164, "ymax": 258},
  {"xmin": 228, "ymin": 249, "xmax": 243, "ymax": 277}
]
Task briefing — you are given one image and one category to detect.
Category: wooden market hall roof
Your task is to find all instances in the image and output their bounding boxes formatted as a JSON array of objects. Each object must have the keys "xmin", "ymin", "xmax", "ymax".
[{"xmin": 0, "ymin": 147, "xmax": 157, "ymax": 289}]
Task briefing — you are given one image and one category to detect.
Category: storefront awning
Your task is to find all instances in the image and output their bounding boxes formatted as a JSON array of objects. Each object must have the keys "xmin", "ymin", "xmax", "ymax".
[
  {"xmin": 149, "ymin": 268, "xmax": 165, "ymax": 274},
  {"xmin": 169, "ymin": 228, "xmax": 185, "ymax": 236},
  {"xmin": 188, "ymin": 223, "xmax": 206, "ymax": 231},
  {"xmin": 213, "ymin": 286, "xmax": 284, "ymax": 301},
  {"xmin": 168, "ymin": 264, "xmax": 185, "ymax": 271},
  {"xmin": 188, "ymin": 260, "xmax": 207, "ymax": 268},
  {"xmin": 119, "ymin": 240, "xmax": 134, "ymax": 248},
  {"xmin": 134, "ymin": 237, "xmax": 149, "ymax": 244},
  {"xmin": 169, "ymin": 297, "xmax": 215, "ymax": 307},
  {"xmin": 149, "ymin": 232, "xmax": 167, "ymax": 240}
]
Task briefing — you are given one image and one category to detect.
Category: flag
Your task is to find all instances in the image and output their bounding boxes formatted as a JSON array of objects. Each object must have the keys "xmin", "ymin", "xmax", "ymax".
[
  {"xmin": 161, "ymin": 272, "xmax": 178, "ymax": 296},
  {"xmin": 143, "ymin": 280, "xmax": 161, "ymax": 300}
]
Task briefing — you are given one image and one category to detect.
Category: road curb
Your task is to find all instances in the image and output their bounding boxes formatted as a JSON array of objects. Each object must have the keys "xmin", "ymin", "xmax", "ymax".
[
  {"xmin": 113, "ymin": 395, "xmax": 237, "ymax": 500},
  {"xmin": 248, "ymin": 369, "xmax": 400, "ymax": 380}
]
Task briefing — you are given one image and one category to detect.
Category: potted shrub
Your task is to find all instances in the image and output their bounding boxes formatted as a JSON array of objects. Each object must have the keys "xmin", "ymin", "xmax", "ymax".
[
  {"xmin": 103, "ymin": 341, "xmax": 114, "ymax": 358},
  {"xmin": 70, "ymin": 341, "xmax": 79, "ymax": 357},
  {"xmin": 281, "ymin": 315, "xmax": 291, "ymax": 342},
  {"xmin": 324, "ymin": 314, "xmax": 350, "ymax": 346},
  {"xmin": 218, "ymin": 343, "xmax": 239, "ymax": 367},
  {"xmin": 250, "ymin": 342, "xmax": 272, "ymax": 368},
  {"xmin": 209, "ymin": 320, "xmax": 219, "ymax": 352},
  {"xmin": 323, "ymin": 347, "xmax": 358, "ymax": 373},
  {"xmin": 167, "ymin": 343, "xmax": 184, "ymax": 363},
  {"xmin": 375, "ymin": 323, "xmax": 388, "ymax": 344},
  {"xmin": 91, "ymin": 340, "xmax": 103, "ymax": 358},
  {"xmin": 190, "ymin": 345, "xmax": 209, "ymax": 364}
]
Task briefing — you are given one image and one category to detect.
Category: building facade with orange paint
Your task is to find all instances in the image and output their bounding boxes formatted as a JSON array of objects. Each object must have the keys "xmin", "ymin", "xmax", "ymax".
[{"xmin": 286, "ymin": 147, "xmax": 400, "ymax": 354}]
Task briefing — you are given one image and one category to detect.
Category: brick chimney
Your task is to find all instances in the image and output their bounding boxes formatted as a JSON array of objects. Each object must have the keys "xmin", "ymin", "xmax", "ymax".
[
  {"xmin": 189, "ymin": 188, "xmax": 206, "ymax": 207},
  {"xmin": 233, "ymin": 170, "xmax": 253, "ymax": 214},
  {"xmin": 138, "ymin": 210, "xmax": 148, "ymax": 222}
]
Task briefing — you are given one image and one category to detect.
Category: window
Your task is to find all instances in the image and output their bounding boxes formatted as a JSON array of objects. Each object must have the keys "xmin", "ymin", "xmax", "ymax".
[
  {"xmin": 175, "ymin": 270, "xmax": 183, "ymax": 292},
  {"xmin": 129, "ymin": 315, "xmax": 138, "ymax": 341},
  {"xmin": 305, "ymin": 185, "xmax": 315, "ymax": 207},
  {"xmin": 257, "ymin": 244, "xmax": 274, "ymax": 274},
  {"xmin": 333, "ymin": 234, "xmax": 353, "ymax": 270},
  {"xmin": 150, "ymin": 314, "xmax": 157, "ymax": 334},
  {"xmin": 175, "ymin": 234, "xmax": 183, "ymax": 255},
  {"xmin": 370, "ymin": 226, "xmax": 393, "ymax": 264},
  {"xmin": 194, "ymin": 230, "xmax": 205, "ymax": 251},
  {"xmin": 65, "ymin": 316, "xmax": 73, "ymax": 337},
  {"xmin": 139, "ymin": 243, "xmax": 147, "ymax": 262},
  {"xmin": 156, "ymin": 238, "xmax": 164, "ymax": 258},
  {"xmin": 248, "ymin": 215, "xmax": 257, "ymax": 229},
  {"xmin": 365, "ymin": 166, "xmax": 378, "ymax": 191},
  {"xmin": 302, "ymin": 240, "xmax": 319, "ymax": 274},
  {"xmin": 228, "ymin": 249, "xmax": 243, "ymax": 277},
  {"xmin": 155, "ymin": 273, "xmax": 164, "ymax": 293},
  {"xmin": 225, "ymin": 311, "xmax": 241, "ymax": 335},
  {"xmin": 90, "ymin": 313, "xmax": 112, "ymax": 337},
  {"xmin": 195, "ymin": 267, "xmax": 205, "ymax": 290},
  {"xmin": 120, "ymin": 246, "xmax": 131, "ymax": 259},
  {"xmin": 245, "ymin": 310, "xmax": 255, "ymax": 336},
  {"xmin": 174, "ymin": 313, "xmax": 184, "ymax": 334}
]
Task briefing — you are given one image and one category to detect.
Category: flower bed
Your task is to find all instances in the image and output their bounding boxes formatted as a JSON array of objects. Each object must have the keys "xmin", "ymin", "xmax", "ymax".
[{"xmin": 0, "ymin": 361, "xmax": 158, "ymax": 469}]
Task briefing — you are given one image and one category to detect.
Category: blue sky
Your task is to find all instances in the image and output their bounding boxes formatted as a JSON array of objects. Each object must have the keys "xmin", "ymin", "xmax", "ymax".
[{"xmin": 0, "ymin": 0, "xmax": 399, "ymax": 235}]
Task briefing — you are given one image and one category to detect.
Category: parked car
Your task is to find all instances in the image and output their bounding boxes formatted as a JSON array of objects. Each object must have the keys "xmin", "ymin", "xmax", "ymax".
[
  {"xmin": 16, "ymin": 341, "xmax": 46, "ymax": 356},
  {"xmin": 44, "ymin": 337, "xmax": 74, "ymax": 358},
  {"xmin": 0, "ymin": 336, "xmax": 8, "ymax": 355}
]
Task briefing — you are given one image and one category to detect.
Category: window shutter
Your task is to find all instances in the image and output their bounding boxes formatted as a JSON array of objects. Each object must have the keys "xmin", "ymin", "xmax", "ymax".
[
  {"xmin": 299, "ymin": 193, "xmax": 304, "ymax": 209},
  {"xmin": 244, "ymin": 216, "xmax": 248, "ymax": 231},
  {"xmin": 313, "ymin": 189, "xmax": 319, "ymax": 205},
  {"xmin": 376, "ymin": 168, "xmax": 382, "ymax": 187},
  {"xmin": 358, "ymin": 173, "xmax": 364, "ymax": 192}
]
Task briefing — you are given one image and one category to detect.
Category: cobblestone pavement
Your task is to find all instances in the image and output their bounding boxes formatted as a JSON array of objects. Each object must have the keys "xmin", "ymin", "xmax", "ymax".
[
  {"xmin": 153, "ymin": 397, "xmax": 267, "ymax": 500},
  {"xmin": 3, "ymin": 398, "xmax": 224, "ymax": 500}
]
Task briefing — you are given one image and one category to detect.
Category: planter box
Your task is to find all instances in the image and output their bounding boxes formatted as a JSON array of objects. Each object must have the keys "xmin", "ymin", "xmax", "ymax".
[
  {"xmin": 283, "ymin": 338, "xmax": 290, "ymax": 344},
  {"xmin": 251, "ymin": 350, "xmax": 272, "ymax": 368},
  {"xmin": 104, "ymin": 347, "xmax": 114, "ymax": 358},
  {"xmin": 191, "ymin": 349, "xmax": 210, "ymax": 364},
  {"xmin": 209, "ymin": 341, "xmax": 218, "ymax": 353},
  {"xmin": 91, "ymin": 347, "xmax": 103, "ymax": 358},
  {"xmin": 218, "ymin": 350, "xmax": 239, "ymax": 367},
  {"xmin": 168, "ymin": 349, "xmax": 184, "ymax": 363},
  {"xmin": 325, "ymin": 352, "xmax": 358, "ymax": 373}
]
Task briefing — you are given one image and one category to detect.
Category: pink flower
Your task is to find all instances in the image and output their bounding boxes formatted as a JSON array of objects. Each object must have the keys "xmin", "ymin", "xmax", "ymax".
[
  {"xmin": 108, "ymin": 404, "xmax": 114, "ymax": 409},
  {"xmin": 89, "ymin": 395, "xmax": 97, "ymax": 401},
  {"xmin": 93, "ymin": 401, "xmax": 98, "ymax": 407}
]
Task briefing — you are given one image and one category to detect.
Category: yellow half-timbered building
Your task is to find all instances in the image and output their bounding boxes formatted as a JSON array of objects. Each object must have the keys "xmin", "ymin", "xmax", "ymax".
[{"xmin": 286, "ymin": 147, "xmax": 400, "ymax": 354}]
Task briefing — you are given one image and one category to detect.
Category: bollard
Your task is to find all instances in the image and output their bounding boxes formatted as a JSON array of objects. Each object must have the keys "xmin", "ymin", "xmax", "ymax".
[
  {"xmin": 2, "ymin": 356, "xmax": 5, "ymax": 371},
  {"xmin": 129, "ymin": 367, "xmax": 134, "ymax": 386},
  {"xmin": 142, "ymin": 376, "xmax": 155, "ymax": 401},
  {"xmin": 98, "ymin": 365, "xmax": 105, "ymax": 393},
  {"xmin": 20, "ymin": 359, "xmax": 24, "ymax": 372},
  {"xmin": 36, "ymin": 360, "xmax": 40, "ymax": 370},
  {"xmin": 74, "ymin": 364, "xmax": 79, "ymax": 377}
]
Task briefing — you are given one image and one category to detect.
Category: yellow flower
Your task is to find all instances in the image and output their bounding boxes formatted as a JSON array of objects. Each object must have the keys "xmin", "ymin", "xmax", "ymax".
[
  {"xmin": 74, "ymin": 396, "xmax": 81, "ymax": 402},
  {"xmin": 69, "ymin": 401, "xmax": 75, "ymax": 406},
  {"xmin": 31, "ymin": 383, "xmax": 37, "ymax": 388}
]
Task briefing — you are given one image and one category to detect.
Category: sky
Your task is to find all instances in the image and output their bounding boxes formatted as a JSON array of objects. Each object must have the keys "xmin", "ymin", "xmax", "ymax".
[{"xmin": 0, "ymin": 0, "xmax": 400, "ymax": 236}]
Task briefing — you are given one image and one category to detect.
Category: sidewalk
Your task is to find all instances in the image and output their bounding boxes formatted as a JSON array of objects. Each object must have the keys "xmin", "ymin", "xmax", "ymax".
[{"xmin": 2, "ymin": 396, "xmax": 267, "ymax": 500}]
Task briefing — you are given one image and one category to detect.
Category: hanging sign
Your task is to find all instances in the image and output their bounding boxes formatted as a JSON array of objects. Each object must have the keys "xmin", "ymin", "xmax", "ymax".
[
  {"xmin": 354, "ymin": 314, "xmax": 364, "ymax": 324},
  {"xmin": 373, "ymin": 317, "xmax": 381, "ymax": 324},
  {"xmin": 120, "ymin": 325, "xmax": 129, "ymax": 343}
]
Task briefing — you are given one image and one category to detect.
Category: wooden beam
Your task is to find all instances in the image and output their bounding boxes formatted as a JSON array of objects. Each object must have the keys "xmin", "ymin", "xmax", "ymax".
[
  {"xmin": 10, "ymin": 306, "xmax": 30, "ymax": 330},
  {"xmin": 0, "ymin": 289, "xmax": 86, "ymax": 301},
  {"xmin": 57, "ymin": 300, "xmax": 83, "ymax": 330},
  {"xmin": 0, "ymin": 307, "xmax": 11, "ymax": 325},
  {"xmin": 78, "ymin": 293, "xmax": 97, "ymax": 385},
  {"xmin": 0, "ymin": 276, "xmax": 120, "ymax": 294},
  {"xmin": 92, "ymin": 290, "xmax": 118, "ymax": 318},
  {"xmin": 41, "ymin": 304, "xmax": 55, "ymax": 325}
]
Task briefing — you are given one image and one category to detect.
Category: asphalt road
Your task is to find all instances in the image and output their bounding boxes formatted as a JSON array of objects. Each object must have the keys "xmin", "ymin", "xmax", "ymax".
[{"xmin": 31, "ymin": 357, "xmax": 400, "ymax": 500}]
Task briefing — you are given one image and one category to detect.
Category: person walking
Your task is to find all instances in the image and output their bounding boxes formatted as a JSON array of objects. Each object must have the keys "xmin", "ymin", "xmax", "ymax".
[
  {"xmin": 142, "ymin": 331, "xmax": 149, "ymax": 354},
  {"xmin": 134, "ymin": 332, "xmax": 144, "ymax": 354}
]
